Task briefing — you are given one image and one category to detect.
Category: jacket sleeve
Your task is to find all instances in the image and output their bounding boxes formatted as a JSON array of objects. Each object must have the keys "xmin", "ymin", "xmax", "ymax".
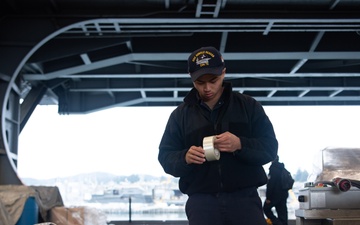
[
  {"xmin": 158, "ymin": 110, "xmax": 195, "ymax": 177},
  {"xmin": 234, "ymin": 95, "xmax": 278, "ymax": 165},
  {"xmin": 266, "ymin": 172, "xmax": 276, "ymax": 199}
]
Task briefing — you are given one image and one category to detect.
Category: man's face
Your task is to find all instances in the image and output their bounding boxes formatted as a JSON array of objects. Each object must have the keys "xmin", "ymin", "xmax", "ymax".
[{"xmin": 193, "ymin": 70, "xmax": 225, "ymax": 102}]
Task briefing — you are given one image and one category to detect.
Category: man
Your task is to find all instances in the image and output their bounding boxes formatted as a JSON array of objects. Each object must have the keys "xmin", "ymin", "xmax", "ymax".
[
  {"xmin": 263, "ymin": 156, "xmax": 289, "ymax": 225},
  {"xmin": 158, "ymin": 46, "xmax": 278, "ymax": 225}
]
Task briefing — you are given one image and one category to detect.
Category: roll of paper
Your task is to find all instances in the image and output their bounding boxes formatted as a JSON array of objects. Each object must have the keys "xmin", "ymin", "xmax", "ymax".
[{"xmin": 203, "ymin": 136, "xmax": 220, "ymax": 161}]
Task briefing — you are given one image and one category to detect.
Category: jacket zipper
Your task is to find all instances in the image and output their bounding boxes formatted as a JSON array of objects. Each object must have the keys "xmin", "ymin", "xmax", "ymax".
[{"xmin": 214, "ymin": 122, "xmax": 223, "ymax": 191}]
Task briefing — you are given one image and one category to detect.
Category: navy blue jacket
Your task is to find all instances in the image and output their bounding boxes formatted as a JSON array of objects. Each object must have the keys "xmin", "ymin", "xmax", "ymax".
[
  {"xmin": 158, "ymin": 82, "xmax": 278, "ymax": 195},
  {"xmin": 266, "ymin": 161, "xmax": 289, "ymax": 200}
]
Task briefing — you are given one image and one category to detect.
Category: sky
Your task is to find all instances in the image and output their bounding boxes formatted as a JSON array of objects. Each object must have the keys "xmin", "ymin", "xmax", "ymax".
[{"xmin": 17, "ymin": 104, "xmax": 360, "ymax": 180}]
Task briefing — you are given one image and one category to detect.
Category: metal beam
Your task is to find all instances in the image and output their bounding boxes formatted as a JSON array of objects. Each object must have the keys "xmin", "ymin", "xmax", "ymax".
[{"xmin": 24, "ymin": 72, "xmax": 360, "ymax": 80}]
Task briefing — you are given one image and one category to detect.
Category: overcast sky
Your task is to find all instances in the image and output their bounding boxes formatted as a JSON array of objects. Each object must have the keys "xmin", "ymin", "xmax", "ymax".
[{"xmin": 17, "ymin": 105, "xmax": 360, "ymax": 180}]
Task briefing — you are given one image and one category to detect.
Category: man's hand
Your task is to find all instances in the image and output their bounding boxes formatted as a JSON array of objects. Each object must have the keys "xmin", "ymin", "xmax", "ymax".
[
  {"xmin": 186, "ymin": 146, "xmax": 206, "ymax": 164},
  {"xmin": 214, "ymin": 131, "xmax": 241, "ymax": 153}
]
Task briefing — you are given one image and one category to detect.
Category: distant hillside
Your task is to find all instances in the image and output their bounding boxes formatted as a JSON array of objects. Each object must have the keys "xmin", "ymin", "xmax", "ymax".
[{"xmin": 21, "ymin": 172, "xmax": 173, "ymax": 186}]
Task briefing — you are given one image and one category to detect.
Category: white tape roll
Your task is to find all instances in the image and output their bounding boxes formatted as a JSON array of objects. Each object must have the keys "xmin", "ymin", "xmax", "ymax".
[{"xmin": 203, "ymin": 136, "xmax": 220, "ymax": 161}]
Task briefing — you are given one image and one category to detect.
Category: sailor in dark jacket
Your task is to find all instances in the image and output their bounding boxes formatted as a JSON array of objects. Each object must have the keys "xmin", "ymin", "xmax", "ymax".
[
  {"xmin": 158, "ymin": 46, "xmax": 278, "ymax": 225},
  {"xmin": 263, "ymin": 156, "xmax": 289, "ymax": 225}
]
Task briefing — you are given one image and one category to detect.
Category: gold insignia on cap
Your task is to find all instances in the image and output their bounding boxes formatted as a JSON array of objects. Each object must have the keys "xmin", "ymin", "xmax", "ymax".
[{"xmin": 193, "ymin": 51, "xmax": 215, "ymax": 67}]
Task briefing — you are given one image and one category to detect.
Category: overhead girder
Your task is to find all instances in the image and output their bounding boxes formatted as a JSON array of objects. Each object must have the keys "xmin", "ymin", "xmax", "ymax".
[{"xmin": 0, "ymin": 6, "xmax": 359, "ymax": 184}]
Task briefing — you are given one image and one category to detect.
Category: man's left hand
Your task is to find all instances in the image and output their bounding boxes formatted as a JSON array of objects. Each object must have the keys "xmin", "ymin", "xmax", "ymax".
[{"xmin": 214, "ymin": 131, "xmax": 241, "ymax": 153}]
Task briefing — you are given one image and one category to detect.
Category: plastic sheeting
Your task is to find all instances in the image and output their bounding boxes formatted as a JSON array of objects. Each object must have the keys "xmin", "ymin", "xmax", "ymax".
[
  {"xmin": 0, "ymin": 198, "xmax": 13, "ymax": 225},
  {"xmin": 49, "ymin": 206, "xmax": 107, "ymax": 225},
  {"xmin": 0, "ymin": 185, "xmax": 63, "ymax": 225},
  {"xmin": 310, "ymin": 147, "xmax": 360, "ymax": 182},
  {"xmin": 31, "ymin": 186, "xmax": 65, "ymax": 221}
]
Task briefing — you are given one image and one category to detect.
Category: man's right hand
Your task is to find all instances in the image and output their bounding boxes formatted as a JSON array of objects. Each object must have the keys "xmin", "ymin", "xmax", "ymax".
[{"xmin": 186, "ymin": 146, "xmax": 206, "ymax": 164}]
